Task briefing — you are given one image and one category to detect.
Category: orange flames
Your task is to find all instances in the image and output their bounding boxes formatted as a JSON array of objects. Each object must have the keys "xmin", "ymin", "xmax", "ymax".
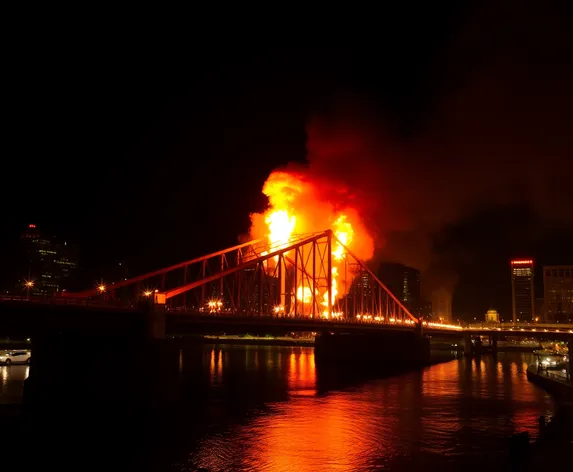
[{"xmin": 249, "ymin": 170, "xmax": 374, "ymax": 317}]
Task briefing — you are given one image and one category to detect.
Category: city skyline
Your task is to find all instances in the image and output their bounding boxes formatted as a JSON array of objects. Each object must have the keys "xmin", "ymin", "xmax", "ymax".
[
  {"xmin": 1, "ymin": 3, "xmax": 572, "ymax": 468},
  {"xmin": 2, "ymin": 2, "xmax": 572, "ymax": 323},
  {"xmin": 3, "ymin": 222, "xmax": 572, "ymax": 324}
]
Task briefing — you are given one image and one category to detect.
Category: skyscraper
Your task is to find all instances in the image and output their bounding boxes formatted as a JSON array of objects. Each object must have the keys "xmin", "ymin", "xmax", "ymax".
[
  {"xmin": 377, "ymin": 263, "xmax": 420, "ymax": 315},
  {"xmin": 19, "ymin": 224, "xmax": 78, "ymax": 295},
  {"xmin": 543, "ymin": 265, "xmax": 573, "ymax": 323},
  {"xmin": 510, "ymin": 259, "xmax": 535, "ymax": 322}
]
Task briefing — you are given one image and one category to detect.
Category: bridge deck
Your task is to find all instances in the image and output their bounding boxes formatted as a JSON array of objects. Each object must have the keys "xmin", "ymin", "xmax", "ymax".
[{"xmin": 1, "ymin": 298, "xmax": 572, "ymax": 338}]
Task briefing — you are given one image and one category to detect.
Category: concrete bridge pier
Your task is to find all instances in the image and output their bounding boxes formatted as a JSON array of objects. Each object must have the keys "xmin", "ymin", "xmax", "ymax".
[
  {"xmin": 463, "ymin": 333, "xmax": 484, "ymax": 356},
  {"xmin": 22, "ymin": 297, "xmax": 178, "ymax": 423},
  {"xmin": 21, "ymin": 332, "xmax": 181, "ymax": 468},
  {"xmin": 145, "ymin": 293, "xmax": 166, "ymax": 339},
  {"xmin": 463, "ymin": 332, "xmax": 472, "ymax": 356},
  {"xmin": 23, "ymin": 335, "xmax": 180, "ymax": 417},
  {"xmin": 490, "ymin": 334, "xmax": 498, "ymax": 354}
]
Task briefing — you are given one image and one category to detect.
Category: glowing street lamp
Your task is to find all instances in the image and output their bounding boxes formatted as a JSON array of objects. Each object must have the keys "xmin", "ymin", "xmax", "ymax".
[
  {"xmin": 25, "ymin": 280, "xmax": 34, "ymax": 298},
  {"xmin": 97, "ymin": 284, "xmax": 106, "ymax": 293},
  {"xmin": 143, "ymin": 290, "xmax": 153, "ymax": 297}
]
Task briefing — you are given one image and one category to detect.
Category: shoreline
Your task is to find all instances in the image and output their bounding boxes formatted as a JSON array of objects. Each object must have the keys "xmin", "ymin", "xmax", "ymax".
[{"xmin": 523, "ymin": 365, "xmax": 573, "ymax": 469}]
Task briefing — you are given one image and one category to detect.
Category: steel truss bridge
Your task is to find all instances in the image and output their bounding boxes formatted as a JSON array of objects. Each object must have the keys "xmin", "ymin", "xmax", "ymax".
[
  {"xmin": 61, "ymin": 230, "xmax": 432, "ymax": 328},
  {"xmin": 4, "ymin": 230, "xmax": 572, "ymax": 337}
]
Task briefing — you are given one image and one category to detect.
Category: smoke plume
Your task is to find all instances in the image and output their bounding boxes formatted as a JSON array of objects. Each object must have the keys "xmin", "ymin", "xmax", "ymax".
[{"xmin": 302, "ymin": 1, "xmax": 573, "ymax": 297}]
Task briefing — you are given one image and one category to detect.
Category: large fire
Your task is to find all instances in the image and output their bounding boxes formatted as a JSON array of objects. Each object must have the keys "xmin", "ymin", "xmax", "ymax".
[{"xmin": 249, "ymin": 170, "xmax": 374, "ymax": 317}]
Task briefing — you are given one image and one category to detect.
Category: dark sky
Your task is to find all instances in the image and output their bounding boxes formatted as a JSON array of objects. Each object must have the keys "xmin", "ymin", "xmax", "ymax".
[{"xmin": 3, "ymin": 1, "xmax": 572, "ymax": 319}]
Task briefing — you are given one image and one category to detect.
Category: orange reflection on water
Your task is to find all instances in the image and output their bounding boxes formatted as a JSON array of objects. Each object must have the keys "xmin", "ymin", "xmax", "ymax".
[
  {"xmin": 287, "ymin": 348, "xmax": 316, "ymax": 396},
  {"xmin": 233, "ymin": 391, "xmax": 398, "ymax": 471},
  {"xmin": 209, "ymin": 348, "xmax": 223, "ymax": 385},
  {"xmin": 191, "ymin": 351, "xmax": 554, "ymax": 471},
  {"xmin": 420, "ymin": 360, "xmax": 462, "ymax": 452},
  {"xmin": 422, "ymin": 360, "xmax": 458, "ymax": 397}
]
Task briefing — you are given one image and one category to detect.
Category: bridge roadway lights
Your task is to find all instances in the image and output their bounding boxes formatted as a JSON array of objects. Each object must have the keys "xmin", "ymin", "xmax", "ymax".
[{"xmin": 314, "ymin": 330, "xmax": 431, "ymax": 366}]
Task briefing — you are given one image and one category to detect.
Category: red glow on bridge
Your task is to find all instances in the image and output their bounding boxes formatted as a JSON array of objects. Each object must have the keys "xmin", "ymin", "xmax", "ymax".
[
  {"xmin": 249, "ymin": 170, "xmax": 375, "ymax": 314},
  {"xmin": 60, "ymin": 230, "xmax": 417, "ymax": 326}
]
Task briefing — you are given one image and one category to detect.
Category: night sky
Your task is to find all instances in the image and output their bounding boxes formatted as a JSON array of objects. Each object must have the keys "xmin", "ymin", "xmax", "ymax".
[{"xmin": 3, "ymin": 1, "xmax": 572, "ymax": 320}]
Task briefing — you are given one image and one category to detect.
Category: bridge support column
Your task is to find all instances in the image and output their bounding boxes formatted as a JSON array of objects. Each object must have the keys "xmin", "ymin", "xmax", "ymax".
[
  {"xmin": 415, "ymin": 318, "xmax": 424, "ymax": 338},
  {"xmin": 24, "ymin": 334, "xmax": 180, "ymax": 417},
  {"xmin": 474, "ymin": 336, "xmax": 482, "ymax": 355},
  {"xmin": 491, "ymin": 334, "xmax": 498, "ymax": 354},
  {"xmin": 22, "ymin": 334, "xmax": 180, "ymax": 467},
  {"xmin": 143, "ymin": 292, "xmax": 166, "ymax": 340},
  {"xmin": 463, "ymin": 332, "xmax": 472, "ymax": 356}
]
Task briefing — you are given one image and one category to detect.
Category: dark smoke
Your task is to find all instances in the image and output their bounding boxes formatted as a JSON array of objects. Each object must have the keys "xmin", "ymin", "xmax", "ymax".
[{"xmin": 304, "ymin": 1, "xmax": 573, "ymax": 298}]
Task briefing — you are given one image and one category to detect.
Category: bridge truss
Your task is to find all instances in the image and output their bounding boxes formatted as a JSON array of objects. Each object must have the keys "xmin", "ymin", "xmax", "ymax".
[{"xmin": 62, "ymin": 230, "xmax": 417, "ymax": 324}]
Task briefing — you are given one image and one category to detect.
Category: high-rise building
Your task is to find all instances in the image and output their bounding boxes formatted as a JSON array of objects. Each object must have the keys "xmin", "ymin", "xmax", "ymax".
[
  {"xmin": 377, "ymin": 263, "xmax": 420, "ymax": 315},
  {"xmin": 18, "ymin": 224, "xmax": 78, "ymax": 296},
  {"xmin": 543, "ymin": 265, "xmax": 573, "ymax": 323},
  {"xmin": 510, "ymin": 259, "xmax": 535, "ymax": 322}
]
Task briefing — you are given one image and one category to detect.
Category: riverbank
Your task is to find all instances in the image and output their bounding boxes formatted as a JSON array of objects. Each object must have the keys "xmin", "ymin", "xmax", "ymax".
[{"xmin": 523, "ymin": 365, "xmax": 573, "ymax": 469}]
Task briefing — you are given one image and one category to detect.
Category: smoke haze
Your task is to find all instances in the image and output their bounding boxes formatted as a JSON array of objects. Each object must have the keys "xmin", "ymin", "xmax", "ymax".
[{"xmin": 304, "ymin": 0, "xmax": 573, "ymax": 297}]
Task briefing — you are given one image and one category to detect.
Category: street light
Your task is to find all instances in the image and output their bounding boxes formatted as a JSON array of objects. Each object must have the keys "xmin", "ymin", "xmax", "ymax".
[
  {"xmin": 25, "ymin": 280, "xmax": 34, "ymax": 298},
  {"xmin": 98, "ymin": 284, "xmax": 106, "ymax": 293}
]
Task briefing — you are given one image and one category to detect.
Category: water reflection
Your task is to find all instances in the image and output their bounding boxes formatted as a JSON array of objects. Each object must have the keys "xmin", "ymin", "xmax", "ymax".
[
  {"xmin": 209, "ymin": 348, "xmax": 223, "ymax": 385},
  {"xmin": 188, "ymin": 349, "xmax": 553, "ymax": 472},
  {"xmin": 0, "ymin": 346, "xmax": 554, "ymax": 471},
  {"xmin": 0, "ymin": 365, "xmax": 29, "ymax": 404},
  {"xmin": 287, "ymin": 348, "xmax": 316, "ymax": 396}
]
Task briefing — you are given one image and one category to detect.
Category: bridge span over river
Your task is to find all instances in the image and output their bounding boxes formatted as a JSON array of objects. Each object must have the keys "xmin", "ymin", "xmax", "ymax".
[{"xmin": 1, "ymin": 230, "xmax": 571, "ymax": 410}]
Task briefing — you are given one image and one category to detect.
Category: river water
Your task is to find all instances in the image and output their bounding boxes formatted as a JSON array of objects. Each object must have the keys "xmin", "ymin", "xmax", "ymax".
[
  {"xmin": 0, "ymin": 346, "xmax": 554, "ymax": 471},
  {"xmin": 179, "ymin": 346, "xmax": 552, "ymax": 471}
]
